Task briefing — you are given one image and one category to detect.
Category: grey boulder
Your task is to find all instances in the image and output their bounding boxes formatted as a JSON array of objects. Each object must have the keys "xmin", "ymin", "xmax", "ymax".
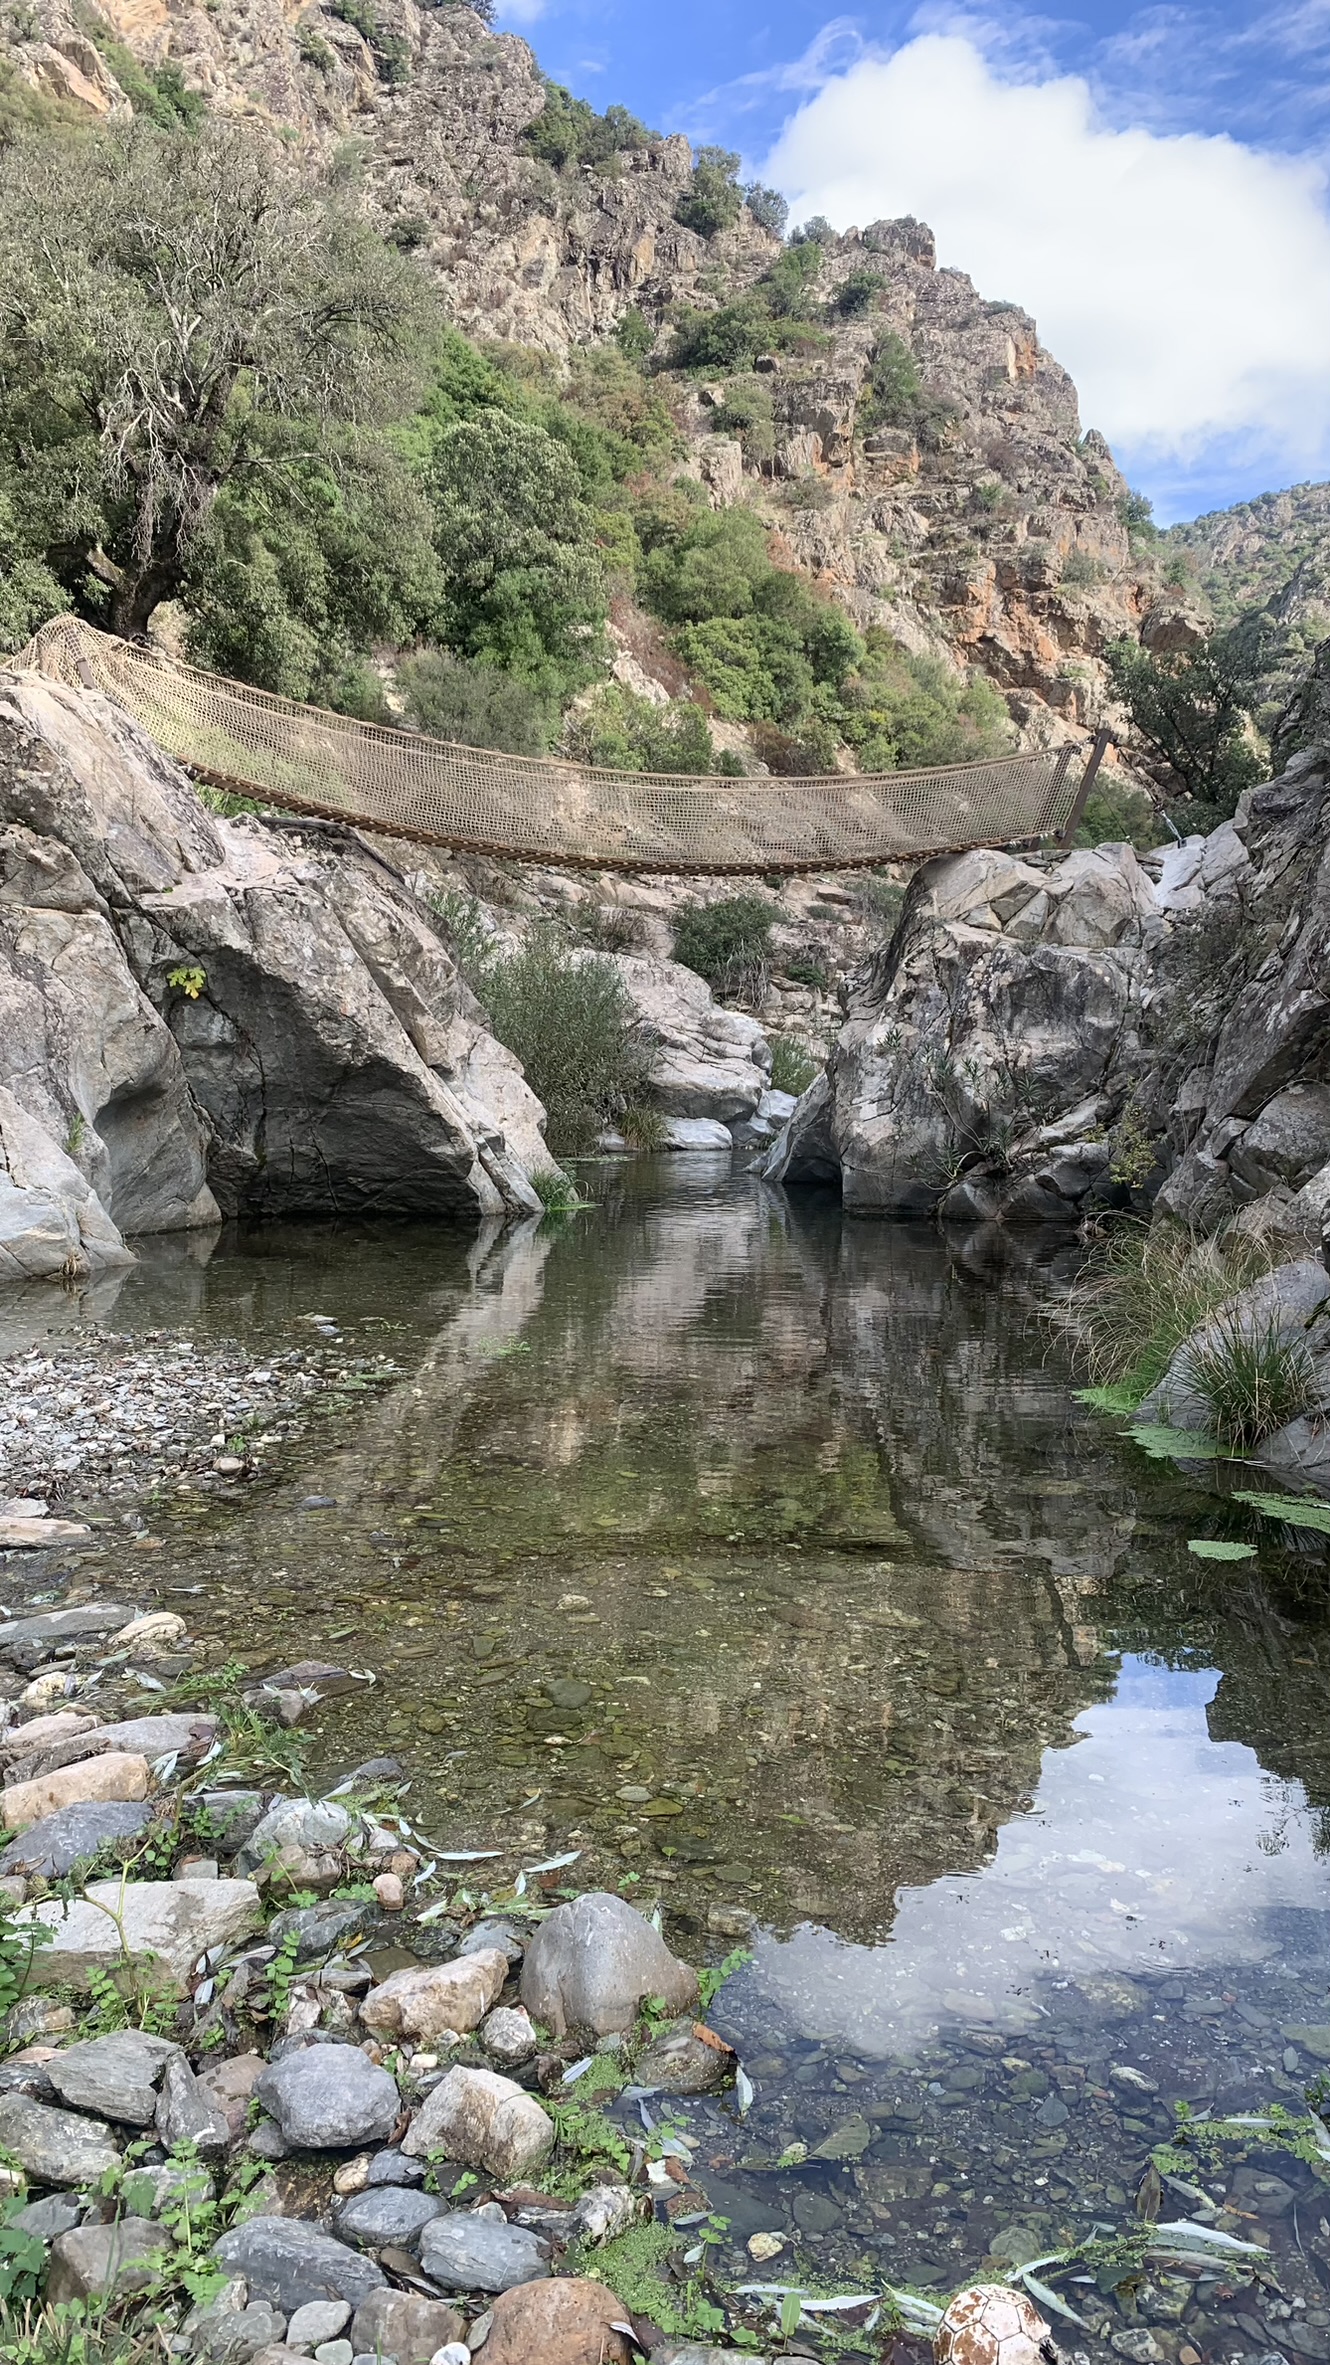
[
  {"xmin": 45, "ymin": 2029, "xmax": 181, "ymax": 2126},
  {"xmin": 0, "ymin": 1797, "xmax": 152, "ymax": 1878},
  {"xmin": 0, "ymin": 2092, "xmax": 120, "ymax": 2183},
  {"xmin": 255, "ymin": 2046, "xmax": 400, "ymax": 2150},
  {"xmin": 349, "ymin": 2291, "xmax": 465, "ymax": 2364},
  {"xmin": 156, "ymin": 2052, "xmax": 233, "ymax": 2154},
  {"xmin": 520, "ymin": 1890, "xmax": 698, "ymax": 2037},
  {"xmin": 333, "ymin": 2186, "xmax": 445, "ymax": 2252},
  {"xmin": 213, "ymin": 2217, "xmax": 385, "ymax": 2313},
  {"xmin": 46, "ymin": 2215, "xmax": 171, "ymax": 2303},
  {"xmin": 418, "ymin": 2208, "xmax": 549, "ymax": 2295}
]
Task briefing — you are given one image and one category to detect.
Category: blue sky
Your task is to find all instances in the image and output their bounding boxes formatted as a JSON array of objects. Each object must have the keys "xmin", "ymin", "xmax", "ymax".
[{"xmin": 496, "ymin": 1, "xmax": 1330, "ymax": 524}]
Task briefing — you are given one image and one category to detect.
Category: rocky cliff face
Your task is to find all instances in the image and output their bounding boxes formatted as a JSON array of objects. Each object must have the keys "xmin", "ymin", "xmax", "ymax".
[
  {"xmin": 4, "ymin": 0, "xmax": 1178, "ymax": 749},
  {"xmin": 764, "ymin": 700, "xmax": 1330, "ymax": 1250},
  {"xmin": 0, "ymin": 668, "xmax": 552, "ymax": 1269}
]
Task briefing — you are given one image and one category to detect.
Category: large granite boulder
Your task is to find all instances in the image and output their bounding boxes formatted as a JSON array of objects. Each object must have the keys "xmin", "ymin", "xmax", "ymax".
[
  {"xmin": 590, "ymin": 952, "xmax": 771, "ymax": 1131},
  {"xmin": 0, "ymin": 670, "xmax": 545, "ymax": 1236},
  {"xmin": 764, "ymin": 838, "xmax": 1158, "ymax": 1219}
]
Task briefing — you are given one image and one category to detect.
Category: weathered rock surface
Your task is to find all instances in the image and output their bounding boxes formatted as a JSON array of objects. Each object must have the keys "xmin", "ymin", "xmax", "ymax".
[
  {"xmin": 18, "ymin": 1875, "xmax": 262, "ymax": 1989},
  {"xmin": 44, "ymin": 2030, "xmax": 180, "ymax": 2125},
  {"xmin": 0, "ymin": 673, "xmax": 547, "ymax": 1245},
  {"xmin": 401, "ymin": 2063, "xmax": 554, "ymax": 2179},
  {"xmin": 46, "ymin": 2216, "xmax": 171, "ymax": 2304},
  {"xmin": 333, "ymin": 2185, "xmax": 445, "ymax": 2251},
  {"xmin": 0, "ymin": 2092, "xmax": 121, "ymax": 2183},
  {"xmin": 213, "ymin": 2217, "xmax": 385, "ymax": 2313},
  {"xmin": 254, "ymin": 2046, "xmax": 400, "ymax": 2151},
  {"xmin": 479, "ymin": 2277, "xmax": 636, "ymax": 2365},
  {"xmin": 520, "ymin": 1889, "xmax": 699, "ymax": 2036},
  {"xmin": 360, "ymin": 1948, "xmax": 508, "ymax": 2042},
  {"xmin": 417, "ymin": 2206, "xmax": 549, "ymax": 2294},
  {"xmin": 633, "ymin": 2016, "xmax": 732, "ymax": 2093},
  {"xmin": 0, "ymin": 1796, "xmax": 152, "ymax": 1876},
  {"xmin": 349, "ymin": 2289, "xmax": 465, "ymax": 2363},
  {"xmin": 156, "ymin": 2052, "xmax": 233, "ymax": 2154},
  {"xmin": 596, "ymin": 953, "xmax": 770, "ymax": 1129},
  {"xmin": 2, "ymin": 1751, "xmax": 152, "ymax": 1828}
]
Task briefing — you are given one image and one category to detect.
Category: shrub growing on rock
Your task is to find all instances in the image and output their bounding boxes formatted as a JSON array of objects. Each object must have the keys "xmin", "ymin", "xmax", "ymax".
[
  {"xmin": 475, "ymin": 932, "xmax": 652, "ymax": 1154},
  {"xmin": 672, "ymin": 896, "xmax": 777, "ymax": 1001}
]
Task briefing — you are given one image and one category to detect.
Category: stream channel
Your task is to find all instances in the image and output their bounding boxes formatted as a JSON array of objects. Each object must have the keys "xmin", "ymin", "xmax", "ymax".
[{"xmin": 13, "ymin": 1157, "xmax": 1330, "ymax": 2360}]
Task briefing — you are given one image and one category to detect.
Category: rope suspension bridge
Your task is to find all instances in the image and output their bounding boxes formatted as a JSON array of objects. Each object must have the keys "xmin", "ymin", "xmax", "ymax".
[{"xmin": 17, "ymin": 617, "xmax": 1107, "ymax": 876}]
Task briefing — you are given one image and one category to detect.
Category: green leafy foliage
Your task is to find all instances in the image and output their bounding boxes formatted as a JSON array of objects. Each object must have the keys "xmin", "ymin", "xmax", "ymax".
[
  {"xmin": 427, "ymin": 412, "xmax": 606, "ymax": 700},
  {"xmin": 0, "ymin": 1896, "xmax": 51, "ymax": 2020},
  {"xmin": 673, "ymin": 895, "xmax": 777, "ymax": 997},
  {"xmin": 1052, "ymin": 1221, "xmax": 1287, "ymax": 1406},
  {"xmin": 0, "ymin": 2197, "xmax": 46, "ymax": 2306},
  {"xmin": 744, "ymin": 182, "xmax": 788, "ymax": 236},
  {"xmin": 325, "ymin": 0, "xmax": 410, "ymax": 84},
  {"xmin": 398, "ymin": 648, "xmax": 551, "ymax": 752},
  {"xmin": 523, "ymin": 82, "xmax": 652, "ymax": 171},
  {"xmin": 0, "ymin": 117, "xmax": 433, "ymax": 641},
  {"xmin": 83, "ymin": 17, "xmax": 207, "ymax": 129},
  {"xmin": 1106, "ymin": 630, "xmax": 1265, "ymax": 828},
  {"xmin": 859, "ymin": 333, "xmax": 956, "ymax": 446},
  {"xmin": 1072, "ymin": 778, "xmax": 1164, "ymax": 851},
  {"xmin": 564, "ymin": 685, "xmax": 716, "ymax": 773},
  {"xmin": 697, "ymin": 1944, "xmax": 752, "ymax": 2008},
  {"xmin": 474, "ymin": 930, "xmax": 653, "ymax": 1153},
  {"xmin": 676, "ymin": 145, "xmax": 743, "ymax": 238},
  {"xmin": 768, "ymin": 1037, "xmax": 820, "ymax": 1095}
]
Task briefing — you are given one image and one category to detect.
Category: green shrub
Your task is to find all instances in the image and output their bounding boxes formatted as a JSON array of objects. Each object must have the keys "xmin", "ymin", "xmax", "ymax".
[
  {"xmin": 830, "ymin": 266, "xmax": 882, "ymax": 315},
  {"xmin": 523, "ymin": 83, "xmax": 652, "ymax": 171},
  {"xmin": 1061, "ymin": 548, "xmax": 1107, "ymax": 587},
  {"xmin": 708, "ymin": 376, "xmax": 774, "ymax": 466},
  {"xmin": 673, "ymin": 895, "xmax": 776, "ymax": 999},
  {"xmin": 769, "ymin": 1037, "xmax": 819, "ymax": 1094},
  {"xmin": 427, "ymin": 413, "xmax": 607, "ymax": 700},
  {"xmin": 325, "ymin": 0, "xmax": 410, "ymax": 81},
  {"xmin": 564, "ymin": 685, "xmax": 714, "ymax": 774},
  {"xmin": 398, "ymin": 648, "xmax": 551, "ymax": 752},
  {"xmin": 1106, "ymin": 630, "xmax": 1264, "ymax": 826},
  {"xmin": 476, "ymin": 932, "xmax": 653, "ymax": 1154},
  {"xmin": 84, "ymin": 20, "xmax": 207, "ymax": 127},
  {"xmin": 676, "ymin": 146, "xmax": 743, "ymax": 238},
  {"xmin": 1182, "ymin": 1311, "xmax": 1315, "ymax": 1449}
]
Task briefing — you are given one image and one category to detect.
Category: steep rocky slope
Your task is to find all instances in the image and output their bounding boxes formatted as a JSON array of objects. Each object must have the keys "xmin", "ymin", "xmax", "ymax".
[
  {"xmin": 4, "ymin": 0, "xmax": 1180, "ymax": 752},
  {"xmin": 1166, "ymin": 483, "xmax": 1330, "ymax": 623}
]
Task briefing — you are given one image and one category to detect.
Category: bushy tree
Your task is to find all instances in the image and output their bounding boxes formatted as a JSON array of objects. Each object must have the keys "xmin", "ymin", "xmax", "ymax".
[
  {"xmin": 673, "ymin": 895, "xmax": 777, "ymax": 997},
  {"xmin": 477, "ymin": 931, "xmax": 653, "ymax": 1153},
  {"xmin": 564, "ymin": 685, "xmax": 714, "ymax": 773},
  {"xmin": 523, "ymin": 82, "xmax": 651, "ymax": 171},
  {"xmin": 836, "ymin": 638, "xmax": 1013, "ymax": 770},
  {"xmin": 744, "ymin": 182, "xmax": 788, "ymax": 237},
  {"xmin": 427, "ymin": 412, "xmax": 607, "ymax": 698},
  {"xmin": 676, "ymin": 146, "xmax": 743, "ymax": 238},
  {"xmin": 0, "ymin": 490, "xmax": 62, "ymax": 654},
  {"xmin": 184, "ymin": 430, "xmax": 440, "ymax": 699},
  {"xmin": 397, "ymin": 647, "xmax": 550, "ymax": 752},
  {"xmin": 0, "ymin": 119, "xmax": 433, "ymax": 639},
  {"xmin": 1106, "ymin": 631, "xmax": 1263, "ymax": 825}
]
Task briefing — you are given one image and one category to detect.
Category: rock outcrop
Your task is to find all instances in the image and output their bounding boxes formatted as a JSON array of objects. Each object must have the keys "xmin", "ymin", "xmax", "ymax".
[
  {"xmin": 0, "ymin": 670, "xmax": 550, "ymax": 1268},
  {"xmin": 765, "ymin": 710, "xmax": 1330, "ymax": 1240}
]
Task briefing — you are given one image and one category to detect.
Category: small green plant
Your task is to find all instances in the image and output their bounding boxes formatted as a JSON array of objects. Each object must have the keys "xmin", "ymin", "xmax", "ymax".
[
  {"xmin": 1052, "ymin": 1222, "xmax": 1283, "ymax": 1407},
  {"xmin": 1181, "ymin": 1309, "xmax": 1315, "ymax": 1449},
  {"xmin": 781, "ymin": 951, "xmax": 829, "ymax": 990},
  {"xmin": 296, "ymin": 20, "xmax": 336, "ymax": 71},
  {"xmin": 257, "ymin": 1925, "xmax": 302, "ymax": 2023},
  {"xmin": 531, "ymin": 1166, "xmax": 591, "ymax": 1216},
  {"xmin": 0, "ymin": 1898, "xmax": 51, "ymax": 2021},
  {"xmin": 166, "ymin": 964, "xmax": 206, "ymax": 1000},
  {"xmin": 697, "ymin": 1944, "xmax": 752, "ymax": 2009},
  {"xmin": 620, "ymin": 1101, "xmax": 667, "ymax": 1152},
  {"xmin": 0, "ymin": 2197, "xmax": 46, "ymax": 2306},
  {"xmin": 1107, "ymin": 1094, "xmax": 1158, "ymax": 1189},
  {"xmin": 1061, "ymin": 549, "xmax": 1107, "ymax": 587},
  {"xmin": 767, "ymin": 1037, "xmax": 819, "ymax": 1096}
]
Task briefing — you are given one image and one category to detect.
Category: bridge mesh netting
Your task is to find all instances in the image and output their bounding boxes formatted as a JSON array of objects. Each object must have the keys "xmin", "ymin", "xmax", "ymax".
[{"xmin": 17, "ymin": 616, "xmax": 1084, "ymax": 875}]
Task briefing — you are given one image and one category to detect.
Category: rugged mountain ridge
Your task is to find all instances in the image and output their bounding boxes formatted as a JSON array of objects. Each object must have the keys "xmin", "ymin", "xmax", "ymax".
[{"xmin": 4, "ymin": 0, "xmax": 1183, "ymax": 750}]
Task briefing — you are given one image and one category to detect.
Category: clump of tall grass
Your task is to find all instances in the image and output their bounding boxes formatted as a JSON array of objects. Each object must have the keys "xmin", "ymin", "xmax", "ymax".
[
  {"xmin": 1181, "ymin": 1309, "xmax": 1315, "ymax": 1449},
  {"xmin": 1052, "ymin": 1220, "xmax": 1284, "ymax": 1407}
]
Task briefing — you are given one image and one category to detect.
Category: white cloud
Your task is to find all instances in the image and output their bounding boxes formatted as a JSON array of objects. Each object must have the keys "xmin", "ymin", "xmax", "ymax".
[
  {"xmin": 495, "ymin": 0, "xmax": 547, "ymax": 24},
  {"xmin": 762, "ymin": 32, "xmax": 1330, "ymax": 476}
]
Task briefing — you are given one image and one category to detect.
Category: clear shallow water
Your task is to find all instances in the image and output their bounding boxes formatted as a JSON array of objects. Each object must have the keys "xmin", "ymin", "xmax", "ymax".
[{"xmin": 16, "ymin": 1161, "xmax": 1330, "ymax": 2349}]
